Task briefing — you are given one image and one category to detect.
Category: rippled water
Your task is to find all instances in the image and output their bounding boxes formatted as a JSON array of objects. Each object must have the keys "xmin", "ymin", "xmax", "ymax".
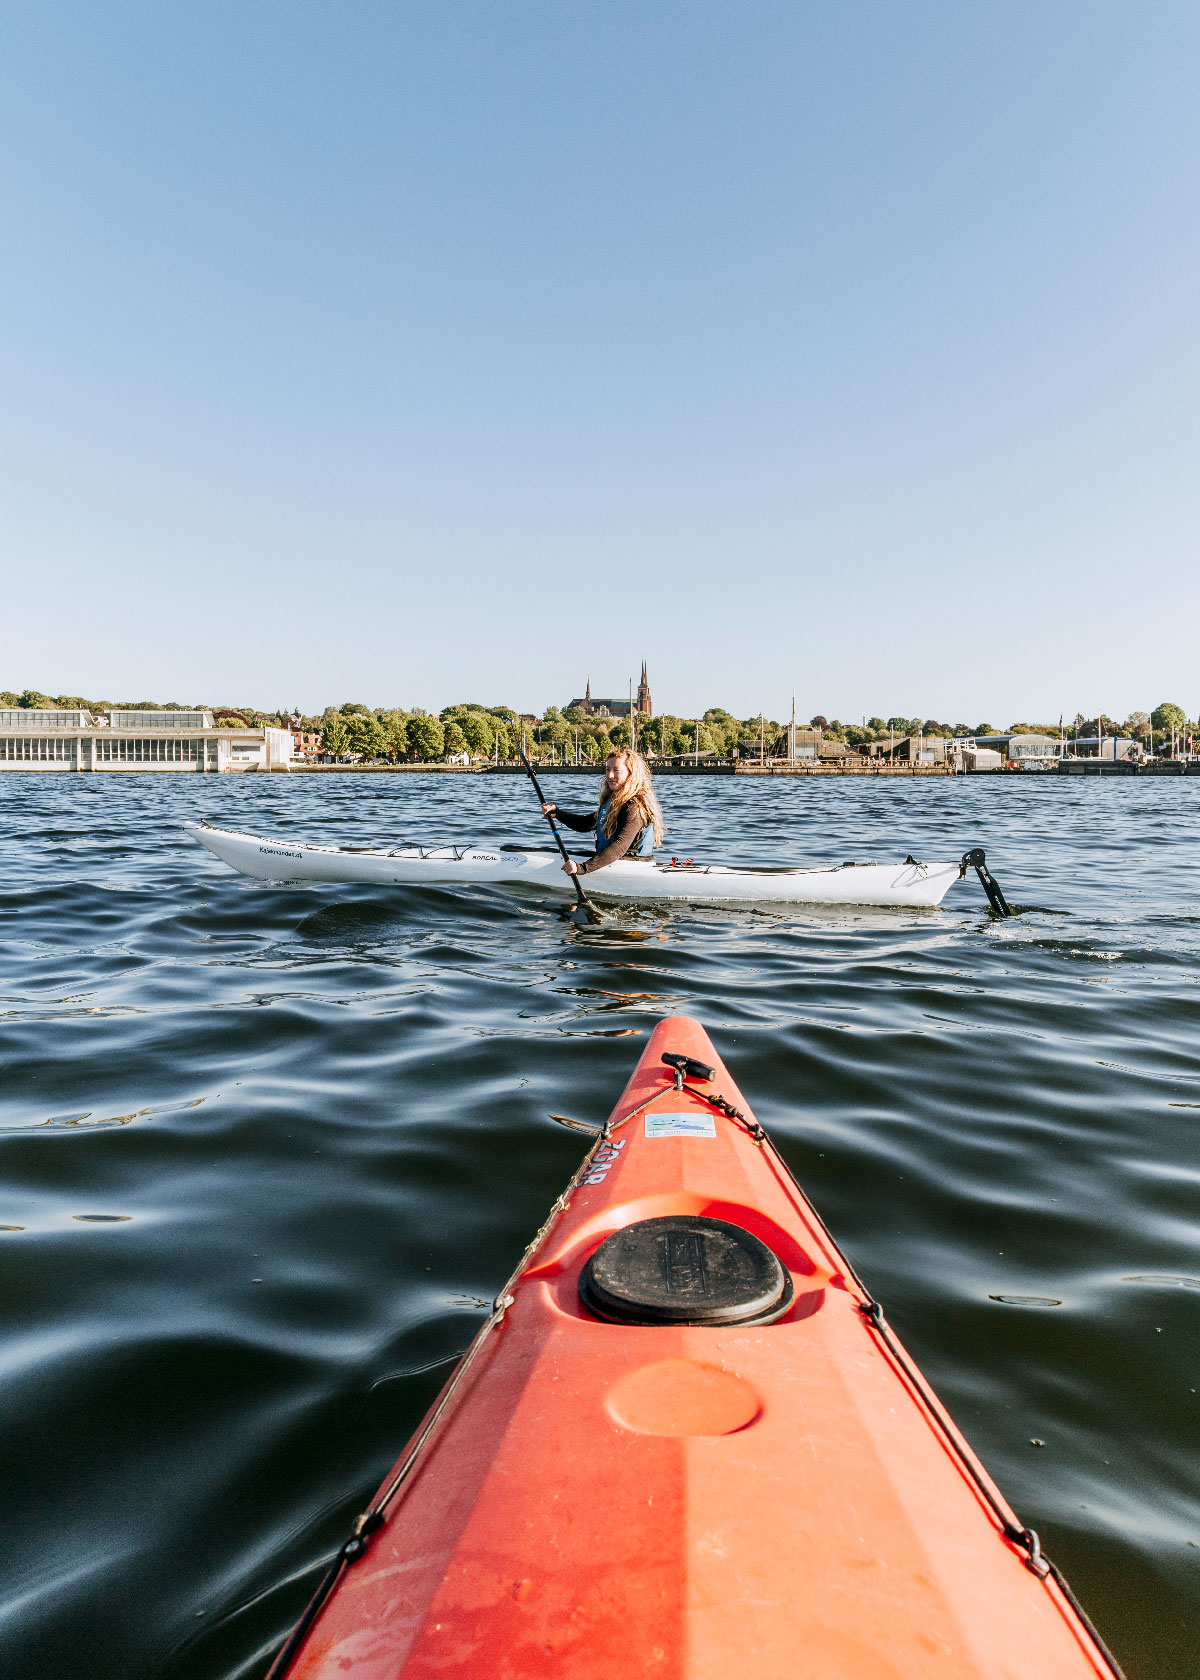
[{"xmin": 1, "ymin": 770, "xmax": 1198, "ymax": 1679}]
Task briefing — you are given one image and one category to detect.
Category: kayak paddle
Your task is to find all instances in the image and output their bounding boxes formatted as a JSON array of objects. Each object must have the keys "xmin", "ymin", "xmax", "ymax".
[{"xmin": 516, "ymin": 746, "xmax": 599, "ymax": 920}]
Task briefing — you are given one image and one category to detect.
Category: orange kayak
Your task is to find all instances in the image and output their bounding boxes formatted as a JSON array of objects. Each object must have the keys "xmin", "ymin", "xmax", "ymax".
[{"xmin": 272, "ymin": 1016, "xmax": 1121, "ymax": 1680}]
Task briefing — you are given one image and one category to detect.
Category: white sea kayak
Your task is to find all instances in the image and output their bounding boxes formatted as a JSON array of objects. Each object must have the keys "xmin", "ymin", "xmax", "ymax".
[{"xmin": 183, "ymin": 821, "xmax": 972, "ymax": 907}]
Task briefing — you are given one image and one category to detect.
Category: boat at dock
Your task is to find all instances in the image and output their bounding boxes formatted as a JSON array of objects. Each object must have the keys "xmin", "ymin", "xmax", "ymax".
[{"xmin": 184, "ymin": 821, "xmax": 969, "ymax": 908}]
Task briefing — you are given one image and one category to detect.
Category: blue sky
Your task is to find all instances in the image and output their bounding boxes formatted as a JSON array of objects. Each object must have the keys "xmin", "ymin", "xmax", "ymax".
[{"xmin": 1, "ymin": 2, "xmax": 1196, "ymax": 721}]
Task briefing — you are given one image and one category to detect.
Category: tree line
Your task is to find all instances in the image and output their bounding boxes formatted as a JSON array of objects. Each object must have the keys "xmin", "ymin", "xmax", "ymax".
[
  {"xmin": 3, "ymin": 688, "xmax": 1193, "ymax": 759},
  {"xmin": 315, "ymin": 704, "xmax": 519, "ymax": 763},
  {"xmin": 311, "ymin": 702, "xmax": 1196, "ymax": 763}
]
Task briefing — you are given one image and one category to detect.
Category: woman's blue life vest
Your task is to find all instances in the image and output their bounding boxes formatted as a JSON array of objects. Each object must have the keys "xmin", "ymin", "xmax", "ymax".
[{"xmin": 595, "ymin": 796, "xmax": 654, "ymax": 858}]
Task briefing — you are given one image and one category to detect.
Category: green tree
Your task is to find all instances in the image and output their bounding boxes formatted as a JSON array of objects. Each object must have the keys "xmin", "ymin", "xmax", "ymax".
[
  {"xmin": 867, "ymin": 716, "xmax": 886, "ymax": 732},
  {"xmin": 648, "ymin": 715, "xmax": 687, "ymax": 755},
  {"xmin": 20, "ymin": 689, "xmax": 53, "ymax": 708},
  {"xmin": 346, "ymin": 713, "xmax": 386, "ymax": 759},
  {"xmin": 666, "ymin": 719, "xmax": 714, "ymax": 756},
  {"xmin": 407, "ymin": 714, "xmax": 445, "ymax": 760},
  {"xmin": 444, "ymin": 720, "xmax": 468, "ymax": 756},
  {"xmin": 1085, "ymin": 713, "xmax": 1120, "ymax": 737},
  {"xmin": 322, "ymin": 713, "xmax": 350, "ymax": 757},
  {"xmin": 458, "ymin": 711, "xmax": 494, "ymax": 757},
  {"xmin": 379, "ymin": 710, "xmax": 409, "ymax": 760},
  {"xmin": 339, "ymin": 701, "xmax": 370, "ymax": 716},
  {"xmin": 637, "ymin": 718, "xmax": 662, "ymax": 754},
  {"xmin": 700, "ymin": 711, "xmax": 738, "ymax": 755},
  {"xmin": 1151, "ymin": 702, "xmax": 1186, "ymax": 734}
]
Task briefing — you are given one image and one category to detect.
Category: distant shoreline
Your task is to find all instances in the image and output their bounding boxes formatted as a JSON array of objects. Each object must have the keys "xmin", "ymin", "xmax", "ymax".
[{"xmin": 285, "ymin": 761, "xmax": 1195, "ymax": 778}]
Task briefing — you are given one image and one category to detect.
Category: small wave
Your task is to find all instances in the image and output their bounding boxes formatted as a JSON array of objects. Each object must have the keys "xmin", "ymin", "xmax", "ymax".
[
  {"xmin": 1123, "ymin": 1274, "xmax": 1200, "ymax": 1292},
  {"xmin": 2, "ymin": 1097, "xmax": 206, "ymax": 1133}
]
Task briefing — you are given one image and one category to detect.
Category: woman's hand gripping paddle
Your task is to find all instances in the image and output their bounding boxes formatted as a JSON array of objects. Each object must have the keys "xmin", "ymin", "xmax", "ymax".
[{"xmin": 516, "ymin": 747, "xmax": 600, "ymax": 922}]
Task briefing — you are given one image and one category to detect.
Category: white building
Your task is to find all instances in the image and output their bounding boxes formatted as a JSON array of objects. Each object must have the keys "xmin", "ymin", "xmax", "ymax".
[
  {"xmin": 951, "ymin": 733, "xmax": 1064, "ymax": 768},
  {"xmin": 1064, "ymin": 736, "xmax": 1140, "ymax": 762},
  {"xmin": 0, "ymin": 710, "xmax": 293, "ymax": 772}
]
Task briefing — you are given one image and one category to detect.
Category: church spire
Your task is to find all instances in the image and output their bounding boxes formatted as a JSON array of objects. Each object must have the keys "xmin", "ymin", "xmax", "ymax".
[{"xmin": 636, "ymin": 661, "xmax": 652, "ymax": 719}]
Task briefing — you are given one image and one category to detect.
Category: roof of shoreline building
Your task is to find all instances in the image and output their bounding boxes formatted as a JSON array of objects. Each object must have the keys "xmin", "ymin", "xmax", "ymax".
[
  {"xmin": 107, "ymin": 711, "xmax": 215, "ymax": 729},
  {"xmin": 0, "ymin": 709, "xmax": 93, "ymax": 728}
]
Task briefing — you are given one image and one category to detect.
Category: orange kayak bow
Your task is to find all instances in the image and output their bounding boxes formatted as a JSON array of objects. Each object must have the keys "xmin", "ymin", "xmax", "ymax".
[{"xmin": 273, "ymin": 1016, "xmax": 1120, "ymax": 1680}]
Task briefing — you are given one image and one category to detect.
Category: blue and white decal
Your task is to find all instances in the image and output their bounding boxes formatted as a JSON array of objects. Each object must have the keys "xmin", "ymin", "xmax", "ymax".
[{"xmin": 645, "ymin": 1111, "xmax": 716, "ymax": 1139}]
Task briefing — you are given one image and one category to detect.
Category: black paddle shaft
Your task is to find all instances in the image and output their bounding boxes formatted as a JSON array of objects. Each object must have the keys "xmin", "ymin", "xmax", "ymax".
[{"xmin": 516, "ymin": 747, "xmax": 594, "ymax": 911}]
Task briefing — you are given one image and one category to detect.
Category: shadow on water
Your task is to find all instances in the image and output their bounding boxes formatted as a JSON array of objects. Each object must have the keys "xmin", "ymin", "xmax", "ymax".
[{"xmin": 0, "ymin": 772, "xmax": 1198, "ymax": 1677}]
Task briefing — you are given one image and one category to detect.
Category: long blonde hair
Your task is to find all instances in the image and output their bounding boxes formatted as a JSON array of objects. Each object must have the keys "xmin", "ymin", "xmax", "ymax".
[{"xmin": 596, "ymin": 748, "xmax": 665, "ymax": 844}]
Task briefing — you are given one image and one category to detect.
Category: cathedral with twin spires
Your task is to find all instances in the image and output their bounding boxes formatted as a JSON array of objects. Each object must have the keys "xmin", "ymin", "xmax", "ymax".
[{"xmin": 568, "ymin": 664, "xmax": 653, "ymax": 721}]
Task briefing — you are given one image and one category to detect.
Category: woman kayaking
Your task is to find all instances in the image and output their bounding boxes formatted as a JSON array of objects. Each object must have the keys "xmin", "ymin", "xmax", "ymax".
[{"xmin": 541, "ymin": 748, "xmax": 665, "ymax": 877}]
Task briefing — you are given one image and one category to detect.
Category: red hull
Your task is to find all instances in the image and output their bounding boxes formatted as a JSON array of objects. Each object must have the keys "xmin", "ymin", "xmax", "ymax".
[{"xmin": 276, "ymin": 1017, "xmax": 1118, "ymax": 1680}]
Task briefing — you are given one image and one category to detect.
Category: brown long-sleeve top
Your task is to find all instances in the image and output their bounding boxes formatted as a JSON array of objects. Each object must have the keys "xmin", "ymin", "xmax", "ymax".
[{"xmin": 552, "ymin": 800, "xmax": 650, "ymax": 872}]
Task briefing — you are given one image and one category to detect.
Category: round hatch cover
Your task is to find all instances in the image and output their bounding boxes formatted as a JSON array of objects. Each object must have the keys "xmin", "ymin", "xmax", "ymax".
[{"xmin": 579, "ymin": 1215, "xmax": 794, "ymax": 1327}]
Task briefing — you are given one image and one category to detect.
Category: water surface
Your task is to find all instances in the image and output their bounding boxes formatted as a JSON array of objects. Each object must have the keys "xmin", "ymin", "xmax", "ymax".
[{"xmin": 1, "ymin": 771, "xmax": 1198, "ymax": 1678}]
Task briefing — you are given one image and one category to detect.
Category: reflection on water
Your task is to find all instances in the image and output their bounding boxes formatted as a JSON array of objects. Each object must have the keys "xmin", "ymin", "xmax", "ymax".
[{"xmin": 0, "ymin": 771, "xmax": 1199, "ymax": 1678}]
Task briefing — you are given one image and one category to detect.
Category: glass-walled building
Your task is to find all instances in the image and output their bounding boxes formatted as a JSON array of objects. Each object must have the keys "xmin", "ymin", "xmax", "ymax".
[
  {"xmin": 0, "ymin": 711, "xmax": 293, "ymax": 773},
  {"xmin": 963, "ymin": 734, "xmax": 1065, "ymax": 765}
]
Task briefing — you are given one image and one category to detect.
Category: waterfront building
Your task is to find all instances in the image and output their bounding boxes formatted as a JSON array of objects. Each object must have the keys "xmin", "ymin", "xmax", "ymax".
[
  {"xmin": 882, "ymin": 735, "xmax": 950, "ymax": 765},
  {"xmin": 1061, "ymin": 736, "xmax": 1139, "ymax": 762},
  {"xmin": 763, "ymin": 726, "xmax": 854, "ymax": 762},
  {"xmin": 965, "ymin": 733, "xmax": 1065, "ymax": 766},
  {"xmin": 0, "ymin": 710, "xmax": 293, "ymax": 772},
  {"xmin": 874, "ymin": 732, "xmax": 1063, "ymax": 768},
  {"xmin": 290, "ymin": 728, "xmax": 324, "ymax": 761},
  {"xmin": 957, "ymin": 747, "xmax": 1004, "ymax": 771},
  {"xmin": 740, "ymin": 725, "xmax": 855, "ymax": 763}
]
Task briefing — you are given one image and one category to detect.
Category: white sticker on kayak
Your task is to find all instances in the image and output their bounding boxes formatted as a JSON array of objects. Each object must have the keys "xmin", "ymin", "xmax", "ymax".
[{"xmin": 645, "ymin": 1112, "xmax": 716, "ymax": 1139}]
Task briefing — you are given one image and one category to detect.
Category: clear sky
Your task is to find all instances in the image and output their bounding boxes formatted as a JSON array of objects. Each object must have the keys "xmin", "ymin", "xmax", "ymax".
[{"xmin": 1, "ymin": 2, "xmax": 1196, "ymax": 722}]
